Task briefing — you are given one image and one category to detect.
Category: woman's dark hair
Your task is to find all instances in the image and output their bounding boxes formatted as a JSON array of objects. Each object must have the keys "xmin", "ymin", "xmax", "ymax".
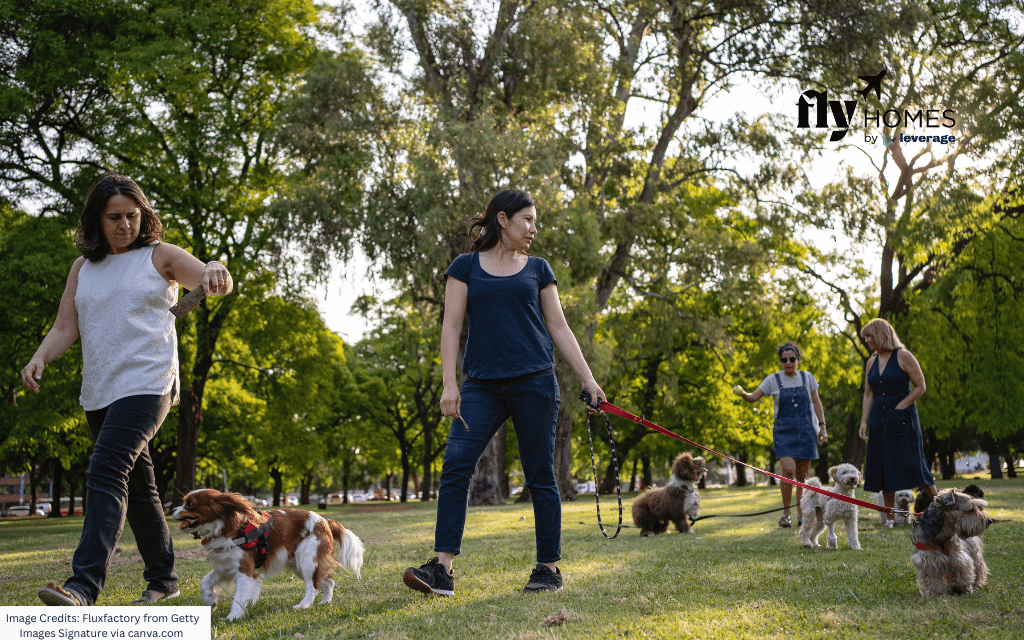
[
  {"xmin": 777, "ymin": 341, "xmax": 802, "ymax": 359},
  {"xmin": 467, "ymin": 189, "xmax": 535, "ymax": 252},
  {"xmin": 76, "ymin": 173, "xmax": 163, "ymax": 262}
]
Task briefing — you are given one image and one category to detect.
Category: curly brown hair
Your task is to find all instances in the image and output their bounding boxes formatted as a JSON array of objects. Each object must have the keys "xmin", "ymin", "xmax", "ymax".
[{"xmin": 76, "ymin": 173, "xmax": 163, "ymax": 262}]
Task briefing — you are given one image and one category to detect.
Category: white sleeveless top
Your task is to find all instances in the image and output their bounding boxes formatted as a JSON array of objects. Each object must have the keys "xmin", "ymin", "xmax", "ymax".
[{"xmin": 75, "ymin": 243, "xmax": 179, "ymax": 411}]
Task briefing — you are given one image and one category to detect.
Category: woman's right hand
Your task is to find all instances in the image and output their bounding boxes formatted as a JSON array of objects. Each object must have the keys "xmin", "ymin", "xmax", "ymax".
[
  {"xmin": 440, "ymin": 384, "xmax": 462, "ymax": 420},
  {"xmin": 20, "ymin": 358, "xmax": 45, "ymax": 393},
  {"xmin": 858, "ymin": 423, "xmax": 868, "ymax": 441}
]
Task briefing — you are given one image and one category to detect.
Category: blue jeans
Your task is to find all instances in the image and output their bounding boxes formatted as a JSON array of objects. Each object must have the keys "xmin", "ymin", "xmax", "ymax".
[
  {"xmin": 434, "ymin": 368, "xmax": 562, "ymax": 563},
  {"xmin": 66, "ymin": 394, "xmax": 177, "ymax": 604}
]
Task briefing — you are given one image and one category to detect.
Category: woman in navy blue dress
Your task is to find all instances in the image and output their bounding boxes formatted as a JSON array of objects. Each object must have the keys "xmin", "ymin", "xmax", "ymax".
[
  {"xmin": 402, "ymin": 189, "xmax": 606, "ymax": 596},
  {"xmin": 858, "ymin": 318, "xmax": 937, "ymax": 527},
  {"xmin": 734, "ymin": 341, "xmax": 828, "ymax": 528}
]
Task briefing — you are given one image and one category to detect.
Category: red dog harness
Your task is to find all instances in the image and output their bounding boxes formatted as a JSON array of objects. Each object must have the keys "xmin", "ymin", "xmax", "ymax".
[
  {"xmin": 202, "ymin": 517, "xmax": 274, "ymax": 568},
  {"xmin": 914, "ymin": 540, "xmax": 951, "ymax": 555}
]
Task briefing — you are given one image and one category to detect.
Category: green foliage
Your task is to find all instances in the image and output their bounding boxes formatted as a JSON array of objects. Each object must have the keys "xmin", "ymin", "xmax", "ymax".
[{"xmin": 0, "ymin": 204, "xmax": 90, "ymax": 475}]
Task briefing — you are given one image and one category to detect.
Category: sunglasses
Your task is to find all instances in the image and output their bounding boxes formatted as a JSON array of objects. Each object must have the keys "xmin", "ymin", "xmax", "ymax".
[{"xmin": 780, "ymin": 356, "xmax": 798, "ymax": 363}]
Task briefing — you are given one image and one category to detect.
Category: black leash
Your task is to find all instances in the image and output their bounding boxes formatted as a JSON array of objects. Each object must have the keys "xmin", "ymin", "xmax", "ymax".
[
  {"xmin": 688, "ymin": 504, "xmax": 797, "ymax": 524},
  {"xmin": 582, "ymin": 391, "xmax": 622, "ymax": 539}
]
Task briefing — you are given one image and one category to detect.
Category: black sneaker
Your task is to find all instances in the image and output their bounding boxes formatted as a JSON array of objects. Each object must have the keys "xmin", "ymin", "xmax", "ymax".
[
  {"xmin": 523, "ymin": 564, "xmax": 563, "ymax": 592},
  {"xmin": 403, "ymin": 557, "xmax": 454, "ymax": 596}
]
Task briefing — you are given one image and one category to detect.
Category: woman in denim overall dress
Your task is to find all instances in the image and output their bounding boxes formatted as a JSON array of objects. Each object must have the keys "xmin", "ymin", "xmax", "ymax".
[{"xmin": 734, "ymin": 341, "xmax": 828, "ymax": 527}]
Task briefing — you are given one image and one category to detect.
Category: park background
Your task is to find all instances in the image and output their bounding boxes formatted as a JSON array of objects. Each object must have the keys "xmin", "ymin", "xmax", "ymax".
[{"xmin": 1, "ymin": 1, "xmax": 1024, "ymax": 635}]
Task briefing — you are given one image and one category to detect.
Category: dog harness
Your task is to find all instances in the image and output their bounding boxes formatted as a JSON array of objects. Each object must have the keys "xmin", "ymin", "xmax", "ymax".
[{"xmin": 201, "ymin": 516, "xmax": 274, "ymax": 568}]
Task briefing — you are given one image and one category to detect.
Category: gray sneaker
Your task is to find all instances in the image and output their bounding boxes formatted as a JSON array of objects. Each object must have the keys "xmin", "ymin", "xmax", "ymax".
[
  {"xmin": 38, "ymin": 582, "xmax": 88, "ymax": 606},
  {"xmin": 523, "ymin": 564, "xmax": 563, "ymax": 592},
  {"xmin": 403, "ymin": 557, "xmax": 454, "ymax": 596}
]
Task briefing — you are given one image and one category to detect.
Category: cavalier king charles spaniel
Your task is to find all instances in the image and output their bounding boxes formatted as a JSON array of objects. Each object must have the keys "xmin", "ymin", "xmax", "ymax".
[{"xmin": 172, "ymin": 489, "xmax": 363, "ymax": 620}]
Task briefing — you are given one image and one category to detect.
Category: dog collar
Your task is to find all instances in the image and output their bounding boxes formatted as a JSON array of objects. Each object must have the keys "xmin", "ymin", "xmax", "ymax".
[{"xmin": 914, "ymin": 541, "xmax": 950, "ymax": 555}]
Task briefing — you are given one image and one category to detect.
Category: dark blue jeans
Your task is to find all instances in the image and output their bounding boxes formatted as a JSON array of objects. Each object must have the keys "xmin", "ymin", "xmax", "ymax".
[
  {"xmin": 434, "ymin": 368, "xmax": 562, "ymax": 563},
  {"xmin": 66, "ymin": 394, "xmax": 177, "ymax": 604}
]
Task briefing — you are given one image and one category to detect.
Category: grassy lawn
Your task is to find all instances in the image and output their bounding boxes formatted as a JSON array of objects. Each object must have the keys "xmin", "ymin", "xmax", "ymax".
[{"xmin": 1, "ymin": 475, "xmax": 1021, "ymax": 639}]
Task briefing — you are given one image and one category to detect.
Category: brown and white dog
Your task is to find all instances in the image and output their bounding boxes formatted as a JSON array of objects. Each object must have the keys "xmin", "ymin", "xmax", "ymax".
[
  {"xmin": 631, "ymin": 453, "xmax": 707, "ymax": 536},
  {"xmin": 172, "ymin": 489, "xmax": 364, "ymax": 620},
  {"xmin": 911, "ymin": 488, "xmax": 989, "ymax": 596}
]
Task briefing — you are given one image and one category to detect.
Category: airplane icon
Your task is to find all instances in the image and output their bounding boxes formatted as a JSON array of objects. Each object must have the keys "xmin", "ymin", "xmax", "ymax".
[{"xmin": 858, "ymin": 68, "xmax": 887, "ymax": 100}]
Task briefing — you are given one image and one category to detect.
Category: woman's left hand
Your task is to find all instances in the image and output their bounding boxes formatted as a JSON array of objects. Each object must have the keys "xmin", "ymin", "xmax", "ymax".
[
  {"xmin": 582, "ymin": 378, "xmax": 606, "ymax": 414},
  {"xmin": 818, "ymin": 427, "xmax": 828, "ymax": 445},
  {"xmin": 202, "ymin": 262, "xmax": 230, "ymax": 296}
]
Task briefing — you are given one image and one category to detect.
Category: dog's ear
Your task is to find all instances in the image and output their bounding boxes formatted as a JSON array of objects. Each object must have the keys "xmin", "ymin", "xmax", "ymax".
[
  {"xmin": 915, "ymin": 503, "xmax": 944, "ymax": 539},
  {"xmin": 935, "ymin": 490, "xmax": 956, "ymax": 507},
  {"xmin": 828, "ymin": 466, "xmax": 838, "ymax": 481}
]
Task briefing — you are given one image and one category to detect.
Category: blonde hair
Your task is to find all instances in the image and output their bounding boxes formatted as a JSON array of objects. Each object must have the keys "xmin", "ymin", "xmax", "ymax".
[{"xmin": 860, "ymin": 318, "xmax": 905, "ymax": 352}]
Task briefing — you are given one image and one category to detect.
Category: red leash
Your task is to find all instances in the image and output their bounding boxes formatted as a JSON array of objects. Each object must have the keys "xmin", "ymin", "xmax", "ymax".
[{"xmin": 580, "ymin": 391, "xmax": 907, "ymax": 518}]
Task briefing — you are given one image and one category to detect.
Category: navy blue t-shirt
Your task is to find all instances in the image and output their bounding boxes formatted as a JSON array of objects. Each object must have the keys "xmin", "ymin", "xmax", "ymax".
[{"xmin": 444, "ymin": 252, "xmax": 558, "ymax": 380}]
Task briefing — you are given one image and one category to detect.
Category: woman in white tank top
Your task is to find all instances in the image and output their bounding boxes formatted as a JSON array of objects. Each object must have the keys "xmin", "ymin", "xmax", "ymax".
[{"xmin": 20, "ymin": 173, "xmax": 233, "ymax": 607}]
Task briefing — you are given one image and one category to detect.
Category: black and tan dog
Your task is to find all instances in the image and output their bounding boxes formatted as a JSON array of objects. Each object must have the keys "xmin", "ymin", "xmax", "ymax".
[
  {"xmin": 911, "ymin": 488, "xmax": 990, "ymax": 596},
  {"xmin": 631, "ymin": 453, "xmax": 707, "ymax": 536}
]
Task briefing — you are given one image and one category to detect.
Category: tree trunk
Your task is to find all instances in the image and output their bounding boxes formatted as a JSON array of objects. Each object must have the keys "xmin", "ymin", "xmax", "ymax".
[
  {"xmin": 421, "ymin": 427, "xmax": 433, "ymax": 502},
  {"xmin": 629, "ymin": 456, "xmax": 638, "ymax": 492},
  {"xmin": 815, "ymin": 441, "xmax": 830, "ymax": 482},
  {"xmin": 173, "ymin": 383, "xmax": 203, "ymax": 505},
  {"xmin": 400, "ymin": 457, "xmax": 410, "ymax": 503},
  {"xmin": 81, "ymin": 470, "xmax": 88, "ymax": 515},
  {"xmin": 469, "ymin": 424, "xmax": 506, "ymax": 505},
  {"xmin": 1000, "ymin": 443, "xmax": 1017, "ymax": 478},
  {"xmin": 988, "ymin": 449, "xmax": 1003, "ymax": 479},
  {"xmin": 552, "ymin": 368, "xmax": 578, "ymax": 501},
  {"xmin": 768, "ymin": 446, "xmax": 778, "ymax": 485},
  {"xmin": 48, "ymin": 458, "xmax": 63, "ymax": 518},
  {"xmin": 641, "ymin": 455, "xmax": 652, "ymax": 490},
  {"xmin": 67, "ymin": 472, "xmax": 76, "ymax": 516},
  {"xmin": 940, "ymin": 451, "xmax": 956, "ymax": 480},
  {"xmin": 733, "ymin": 454, "xmax": 748, "ymax": 487},
  {"xmin": 385, "ymin": 473, "xmax": 393, "ymax": 499},
  {"xmin": 300, "ymin": 471, "xmax": 313, "ymax": 505},
  {"xmin": 841, "ymin": 410, "xmax": 865, "ymax": 469},
  {"xmin": 270, "ymin": 468, "xmax": 283, "ymax": 506},
  {"xmin": 342, "ymin": 458, "xmax": 350, "ymax": 505},
  {"xmin": 516, "ymin": 486, "xmax": 532, "ymax": 503}
]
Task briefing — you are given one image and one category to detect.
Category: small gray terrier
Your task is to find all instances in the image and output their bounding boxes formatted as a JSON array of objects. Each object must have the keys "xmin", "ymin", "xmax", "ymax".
[
  {"xmin": 911, "ymin": 488, "xmax": 990, "ymax": 597},
  {"xmin": 799, "ymin": 463, "xmax": 862, "ymax": 550}
]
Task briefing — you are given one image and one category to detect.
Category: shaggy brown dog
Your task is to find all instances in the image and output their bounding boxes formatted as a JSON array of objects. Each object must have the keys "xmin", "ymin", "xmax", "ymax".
[{"xmin": 631, "ymin": 453, "xmax": 707, "ymax": 536}]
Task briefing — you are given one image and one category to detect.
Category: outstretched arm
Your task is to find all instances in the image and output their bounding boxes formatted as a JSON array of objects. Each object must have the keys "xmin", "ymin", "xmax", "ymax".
[
  {"xmin": 732, "ymin": 386, "xmax": 765, "ymax": 403},
  {"xmin": 539, "ymin": 284, "xmax": 605, "ymax": 406},
  {"xmin": 21, "ymin": 258, "xmax": 85, "ymax": 393}
]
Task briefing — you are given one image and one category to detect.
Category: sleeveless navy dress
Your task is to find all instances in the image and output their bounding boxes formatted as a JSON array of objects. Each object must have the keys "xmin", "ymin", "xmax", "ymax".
[
  {"xmin": 863, "ymin": 349, "xmax": 935, "ymax": 493},
  {"xmin": 772, "ymin": 371, "xmax": 818, "ymax": 460}
]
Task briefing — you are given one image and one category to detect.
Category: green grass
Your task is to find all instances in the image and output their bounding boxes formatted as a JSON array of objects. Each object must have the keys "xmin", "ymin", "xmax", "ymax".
[{"xmin": 1, "ymin": 476, "xmax": 1022, "ymax": 639}]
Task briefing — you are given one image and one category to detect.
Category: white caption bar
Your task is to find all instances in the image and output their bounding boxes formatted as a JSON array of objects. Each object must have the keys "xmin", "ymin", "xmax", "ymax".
[{"xmin": 1, "ymin": 607, "xmax": 211, "ymax": 640}]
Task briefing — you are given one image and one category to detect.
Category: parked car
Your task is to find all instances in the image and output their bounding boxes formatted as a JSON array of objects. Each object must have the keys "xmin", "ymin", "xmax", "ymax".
[
  {"xmin": 7, "ymin": 505, "xmax": 45, "ymax": 517},
  {"xmin": 285, "ymin": 496, "xmax": 299, "ymax": 506},
  {"xmin": 351, "ymin": 493, "xmax": 367, "ymax": 503},
  {"xmin": 325, "ymin": 492, "xmax": 343, "ymax": 505},
  {"xmin": 242, "ymin": 495, "xmax": 267, "ymax": 508}
]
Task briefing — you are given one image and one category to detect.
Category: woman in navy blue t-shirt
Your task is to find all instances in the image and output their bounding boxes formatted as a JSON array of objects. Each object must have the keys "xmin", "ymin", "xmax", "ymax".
[{"xmin": 402, "ymin": 189, "xmax": 606, "ymax": 596}]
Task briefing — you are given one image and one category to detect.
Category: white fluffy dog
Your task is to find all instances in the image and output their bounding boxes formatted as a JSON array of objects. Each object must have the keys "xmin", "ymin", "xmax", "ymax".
[
  {"xmin": 799, "ymin": 463, "xmax": 862, "ymax": 550},
  {"xmin": 875, "ymin": 490, "xmax": 914, "ymax": 525}
]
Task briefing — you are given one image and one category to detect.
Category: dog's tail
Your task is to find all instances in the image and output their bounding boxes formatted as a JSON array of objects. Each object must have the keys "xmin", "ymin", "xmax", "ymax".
[
  {"xmin": 328, "ymin": 519, "xmax": 364, "ymax": 579},
  {"xmin": 804, "ymin": 477, "xmax": 822, "ymax": 490}
]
